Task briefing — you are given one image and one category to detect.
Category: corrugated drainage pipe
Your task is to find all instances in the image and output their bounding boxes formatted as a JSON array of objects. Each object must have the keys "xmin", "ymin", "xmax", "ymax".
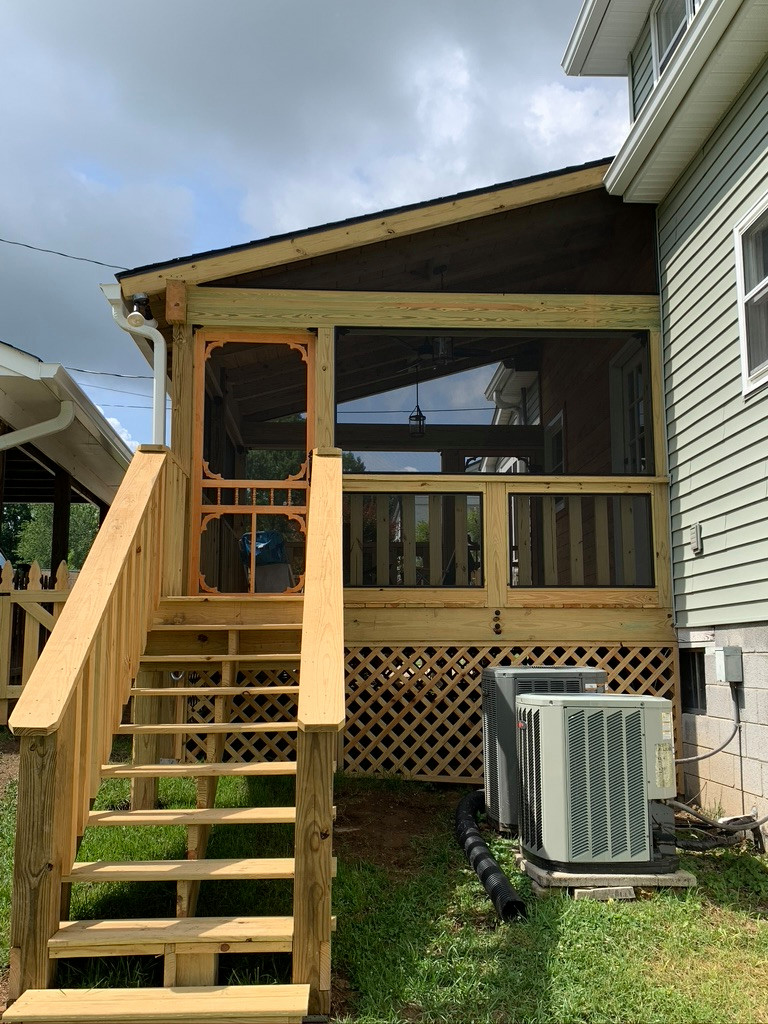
[{"xmin": 455, "ymin": 790, "xmax": 526, "ymax": 921}]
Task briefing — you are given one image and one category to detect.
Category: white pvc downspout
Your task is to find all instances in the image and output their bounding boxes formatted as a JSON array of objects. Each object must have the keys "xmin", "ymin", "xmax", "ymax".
[
  {"xmin": 0, "ymin": 401, "xmax": 75, "ymax": 451},
  {"xmin": 100, "ymin": 283, "xmax": 167, "ymax": 446}
]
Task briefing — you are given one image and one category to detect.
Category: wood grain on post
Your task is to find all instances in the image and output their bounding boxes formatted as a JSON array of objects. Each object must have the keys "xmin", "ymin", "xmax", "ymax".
[
  {"xmin": 10, "ymin": 709, "xmax": 75, "ymax": 999},
  {"xmin": 292, "ymin": 728, "xmax": 335, "ymax": 1016}
]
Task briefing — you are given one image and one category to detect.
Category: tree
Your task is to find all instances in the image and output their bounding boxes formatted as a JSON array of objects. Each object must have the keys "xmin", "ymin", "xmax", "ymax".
[
  {"xmin": 0, "ymin": 503, "xmax": 32, "ymax": 562},
  {"xmin": 15, "ymin": 503, "xmax": 100, "ymax": 570}
]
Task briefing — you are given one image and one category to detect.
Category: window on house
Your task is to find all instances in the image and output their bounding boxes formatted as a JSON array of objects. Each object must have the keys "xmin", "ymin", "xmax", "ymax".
[
  {"xmin": 680, "ymin": 648, "xmax": 707, "ymax": 713},
  {"xmin": 652, "ymin": 0, "xmax": 698, "ymax": 75},
  {"xmin": 736, "ymin": 196, "xmax": 768, "ymax": 394}
]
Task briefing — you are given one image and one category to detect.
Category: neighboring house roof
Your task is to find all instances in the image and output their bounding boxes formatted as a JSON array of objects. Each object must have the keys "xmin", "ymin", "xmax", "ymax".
[
  {"xmin": 565, "ymin": 0, "xmax": 768, "ymax": 202},
  {"xmin": 0, "ymin": 341, "xmax": 133, "ymax": 505},
  {"xmin": 117, "ymin": 158, "xmax": 612, "ymax": 298}
]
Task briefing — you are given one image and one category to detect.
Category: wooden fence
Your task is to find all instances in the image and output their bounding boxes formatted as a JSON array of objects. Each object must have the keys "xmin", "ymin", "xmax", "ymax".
[{"xmin": 0, "ymin": 561, "xmax": 72, "ymax": 725}]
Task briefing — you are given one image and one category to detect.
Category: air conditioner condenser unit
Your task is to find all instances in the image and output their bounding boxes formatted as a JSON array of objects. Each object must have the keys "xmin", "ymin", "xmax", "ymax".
[
  {"xmin": 517, "ymin": 693, "xmax": 678, "ymax": 873},
  {"xmin": 481, "ymin": 666, "xmax": 606, "ymax": 833}
]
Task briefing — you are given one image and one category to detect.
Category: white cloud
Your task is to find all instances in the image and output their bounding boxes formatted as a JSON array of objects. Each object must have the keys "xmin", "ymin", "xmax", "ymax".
[
  {"xmin": 523, "ymin": 82, "xmax": 628, "ymax": 161},
  {"xmin": 100, "ymin": 412, "xmax": 139, "ymax": 452}
]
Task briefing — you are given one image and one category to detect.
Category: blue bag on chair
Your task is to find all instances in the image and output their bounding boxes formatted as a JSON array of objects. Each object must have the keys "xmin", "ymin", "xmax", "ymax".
[{"xmin": 239, "ymin": 530, "xmax": 286, "ymax": 567}]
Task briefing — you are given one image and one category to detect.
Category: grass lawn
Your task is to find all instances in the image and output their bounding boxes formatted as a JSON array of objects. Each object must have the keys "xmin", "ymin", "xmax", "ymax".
[{"xmin": 0, "ymin": 769, "xmax": 767, "ymax": 1023}]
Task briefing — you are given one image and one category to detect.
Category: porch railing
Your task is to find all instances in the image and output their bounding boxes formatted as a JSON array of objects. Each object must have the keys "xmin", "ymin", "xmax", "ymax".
[
  {"xmin": 342, "ymin": 474, "xmax": 670, "ymax": 606},
  {"xmin": 293, "ymin": 449, "xmax": 344, "ymax": 1016},
  {"xmin": 7, "ymin": 448, "xmax": 186, "ymax": 999}
]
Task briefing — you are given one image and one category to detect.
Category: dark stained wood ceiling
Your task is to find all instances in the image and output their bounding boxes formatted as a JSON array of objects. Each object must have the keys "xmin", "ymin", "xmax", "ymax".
[{"xmin": 204, "ymin": 188, "xmax": 656, "ymax": 296}]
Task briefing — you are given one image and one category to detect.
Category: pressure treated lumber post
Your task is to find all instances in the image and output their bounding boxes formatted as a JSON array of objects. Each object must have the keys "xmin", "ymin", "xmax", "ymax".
[
  {"xmin": 293, "ymin": 451, "xmax": 343, "ymax": 1016},
  {"xmin": 9, "ymin": 713, "xmax": 75, "ymax": 1001},
  {"xmin": 293, "ymin": 728, "xmax": 335, "ymax": 1015}
]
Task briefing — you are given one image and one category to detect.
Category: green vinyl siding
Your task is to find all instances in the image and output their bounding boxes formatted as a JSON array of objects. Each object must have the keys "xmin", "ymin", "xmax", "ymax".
[
  {"xmin": 630, "ymin": 21, "xmax": 654, "ymax": 119},
  {"xmin": 658, "ymin": 57, "xmax": 768, "ymax": 628}
]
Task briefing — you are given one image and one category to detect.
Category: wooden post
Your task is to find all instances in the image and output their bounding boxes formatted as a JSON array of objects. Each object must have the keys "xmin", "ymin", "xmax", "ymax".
[
  {"xmin": 0, "ymin": 563, "xmax": 12, "ymax": 724},
  {"xmin": 9, "ymin": 711, "xmax": 75, "ymax": 1000},
  {"xmin": 484, "ymin": 484, "xmax": 507, "ymax": 606},
  {"xmin": 51, "ymin": 470, "xmax": 71, "ymax": 576},
  {"xmin": 594, "ymin": 496, "xmax": 611, "ymax": 586},
  {"xmin": 313, "ymin": 327, "xmax": 336, "ymax": 451},
  {"xmin": 292, "ymin": 728, "xmax": 335, "ymax": 1016}
]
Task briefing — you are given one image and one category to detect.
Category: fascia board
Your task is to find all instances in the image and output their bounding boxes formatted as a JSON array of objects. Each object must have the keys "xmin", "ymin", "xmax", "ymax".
[{"xmin": 604, "ymin": 0, "xmax": 746, "ymax": 199}]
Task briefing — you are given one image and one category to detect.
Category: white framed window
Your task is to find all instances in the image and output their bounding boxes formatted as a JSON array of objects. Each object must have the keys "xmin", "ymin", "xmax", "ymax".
[
  {"xmin": 735, "ymin": 192, "xmax": 768, "ymax": 396},
  {"xmin": 651, "ymin": 0, "xmax": 699, "ymax": 77}
]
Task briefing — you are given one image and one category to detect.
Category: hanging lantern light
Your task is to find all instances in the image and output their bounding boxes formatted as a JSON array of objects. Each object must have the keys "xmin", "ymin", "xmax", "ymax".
[{"xmin": 409, "ymin": 379, "xmax": 426, "ymax": 437}]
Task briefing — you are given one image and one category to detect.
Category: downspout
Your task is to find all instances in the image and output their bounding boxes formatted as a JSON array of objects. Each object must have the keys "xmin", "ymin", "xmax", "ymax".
[
  {"xmin": 100, "ymin": 283, "xmax": 167, "ymax": 446},
  {"xmin": 0, "ymin": 401, "xmax": 75, "ymax": 451}
]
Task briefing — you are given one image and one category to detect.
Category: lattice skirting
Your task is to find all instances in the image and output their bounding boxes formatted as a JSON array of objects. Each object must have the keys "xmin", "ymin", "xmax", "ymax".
[
  {"xmin": 342, "ymin": 644, "xmax": 677, "ymax": 784},
  {"xmin": 174, "ymin": 644, "xmax": 677, "ymax": 785}
]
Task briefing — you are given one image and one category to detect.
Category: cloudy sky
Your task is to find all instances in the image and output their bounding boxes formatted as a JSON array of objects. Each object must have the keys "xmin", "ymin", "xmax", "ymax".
[{"xmin": 0, "ymin": 0, "xmax": 628, "ymax": 448}]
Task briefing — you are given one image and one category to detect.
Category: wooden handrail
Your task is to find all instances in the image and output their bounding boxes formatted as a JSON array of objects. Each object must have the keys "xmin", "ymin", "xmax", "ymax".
[
  {"xmin": 10, "ymin": 451, "xmax": 167, "ymax": 736},
  {"xmin": 297, "ymin": 450, "xmax": 345, "ymax": 733},
  {"xmin": 343, "ymin": 473, "xmax": 667, "ymax": 493},
  {"xmin": 8, "ymin": 448, "xmax": 186, "ymax": 1000}
]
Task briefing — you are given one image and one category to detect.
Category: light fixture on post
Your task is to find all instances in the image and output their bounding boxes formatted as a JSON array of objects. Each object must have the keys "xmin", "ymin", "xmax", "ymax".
[{"xmin": 409, "ymin": 379, "xmax": 426, "ymax": 437}]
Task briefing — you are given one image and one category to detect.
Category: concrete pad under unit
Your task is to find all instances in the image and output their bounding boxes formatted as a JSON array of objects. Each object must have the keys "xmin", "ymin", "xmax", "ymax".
[{"xmin": 518, "ymin": 855, "xmax": 697, "ymax": 891}]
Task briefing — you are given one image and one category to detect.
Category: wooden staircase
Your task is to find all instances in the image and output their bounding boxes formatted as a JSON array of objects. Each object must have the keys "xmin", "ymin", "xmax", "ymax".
[{"xmin": 4, "ymin": 450, "xmax": 344, "ymax": 1023}]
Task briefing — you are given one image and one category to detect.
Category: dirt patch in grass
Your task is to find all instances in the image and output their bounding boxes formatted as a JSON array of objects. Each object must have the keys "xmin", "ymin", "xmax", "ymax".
[
  {"xmin": 0, "ymin": 731, "xmax": 19, "ymax": 798},
  {"xmin": 333, "ymin": 781, "xmax": 464, "ymax": 880}
]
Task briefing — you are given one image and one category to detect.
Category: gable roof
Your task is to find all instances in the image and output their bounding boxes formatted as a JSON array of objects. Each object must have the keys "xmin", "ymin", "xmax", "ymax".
[{"xmin": 117, "ymin": 159, "xmax": 611, "ymax": 299}]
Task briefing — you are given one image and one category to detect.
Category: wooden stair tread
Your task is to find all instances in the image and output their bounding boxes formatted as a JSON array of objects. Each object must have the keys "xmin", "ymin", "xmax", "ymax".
[
  {"xmin": 49, "ymin": 916, "xmax": 293, "ymax": 955},
  {"xmin": 65, "ymin": 858, "xmax": 297, "ymax": 882},
  {"xmin": 2, "ymin": 984, "xmax": 309, "ymax": 1023},
  {"xmin": 117, "ymin": 723, "xmax": 298, "ymax": 735},
  {"xmin": 101, "ymin": 761, "xmax": 297, "ymax": 778},
  {"xmin": 139, "ymin": 654, "xmax": 300, "ymax": 664},
  {"xmin": 88, "ymin": 806, "xmax": 296, "ymax": 826},
  {"xmin": 130, "ymin": 685, "xmax": 299, "ymax": 697}
]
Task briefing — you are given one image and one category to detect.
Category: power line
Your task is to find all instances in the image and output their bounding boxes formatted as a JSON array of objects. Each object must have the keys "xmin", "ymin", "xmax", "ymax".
[
  {"xmin": 76, "ymin": 382, "xmax": 154, "ymax": 398},
  {"xmin": 0, "ymin": 236, "xmax": 128, "ymax": 270},
  {"xmin": 67, "ymin": 365, "xmax": 152, "ymax": 379}
]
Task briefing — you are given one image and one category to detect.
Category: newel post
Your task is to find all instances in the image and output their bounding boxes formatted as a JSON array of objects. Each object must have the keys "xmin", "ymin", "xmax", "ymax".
[
  {"xmin": 9, "ymin": 711, "xmax": 76, "ymax": 1001},
  {"xmin": 292, "ymin": 725, "xmax": 337, "ymax": 1015}
]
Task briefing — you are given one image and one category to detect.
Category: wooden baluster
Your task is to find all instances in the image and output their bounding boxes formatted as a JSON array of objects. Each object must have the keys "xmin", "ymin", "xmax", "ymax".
[
  {"xmin": 620, "ymin": 495, "xmax": 636, "ymax": 586},
  {"xmin": 568, "ymin": 496, "xmax": 584, "ymax": 586},
  {"xmin": 594, "ymin": 496, "xmax": 611, "ymax": 586},
  {"xmin": 428, "ymin": 495, "xmax": 443, "ymax": 586},
  {"xmin": 542, "ymin": 496, "xmax": 558, "ymax": 586},
  {"xmin": 376, "ymin": 494, "xmax": 390, "ymax": 586},
  {"xmin": 513, "ymin": 496, "xmax": 532, "ymax": 587},
  {"xmin": 453, "ymin": 497, "xmax": 468, "ymax": 586},
  {"xmin": 401, "ymin": 495, "xmax": 417, "ymax": 586},
  {"xmin": 348, "ymin": 494, "xmax": 364, "ymax": 586}
]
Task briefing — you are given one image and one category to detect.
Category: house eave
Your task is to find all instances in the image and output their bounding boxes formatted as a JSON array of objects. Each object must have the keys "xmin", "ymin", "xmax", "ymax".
[
  {"xmin": 604, "ymin": 0, "xmax": 768, "ymax": 202},
  {"xmin": 563, "ymin": 0, "xmax": 653, "ymax": 76}
]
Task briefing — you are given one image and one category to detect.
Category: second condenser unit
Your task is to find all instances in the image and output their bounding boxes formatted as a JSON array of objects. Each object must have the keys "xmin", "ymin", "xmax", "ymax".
[
  {"xmin": 516, "ymin": 693, "xmax": 678, "ymax": 872},
  {"xmin": 481, "ymin": 666, "xmax": 606, "ymax": 833}
]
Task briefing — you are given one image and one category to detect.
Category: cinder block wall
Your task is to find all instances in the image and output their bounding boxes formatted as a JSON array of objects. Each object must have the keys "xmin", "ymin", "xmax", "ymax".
[{"xmin": 681, "ymin": 625, "xmax": 768, "ymax": 824}]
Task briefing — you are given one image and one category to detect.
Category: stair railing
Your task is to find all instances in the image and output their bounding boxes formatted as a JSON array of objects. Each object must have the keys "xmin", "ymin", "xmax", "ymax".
[
  {"xmin": 292, "ymin": 449, "xmax": 345, "ymax": 1017},
  {"xmin": 7, "ymin": 447, "xmax": 187, "ymax": 1001}
]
